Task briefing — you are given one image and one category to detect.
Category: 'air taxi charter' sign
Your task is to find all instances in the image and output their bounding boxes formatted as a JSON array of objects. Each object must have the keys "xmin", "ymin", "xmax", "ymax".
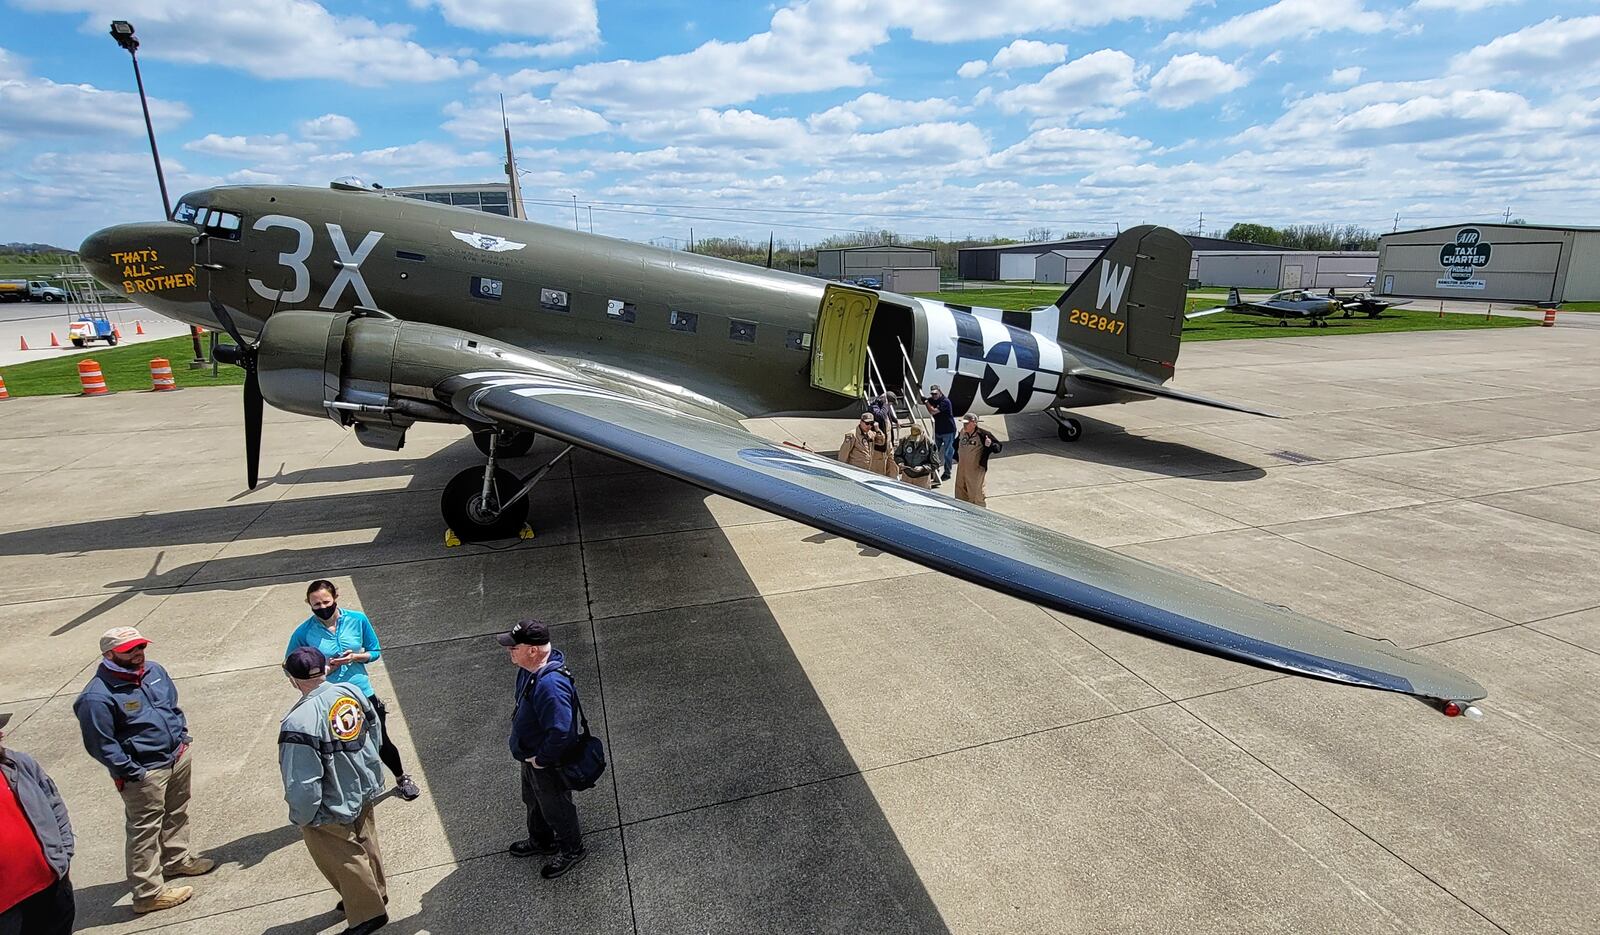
[{"xmin": 1436, "ymin": 227, "xmax": 1491, "ymax": 290}]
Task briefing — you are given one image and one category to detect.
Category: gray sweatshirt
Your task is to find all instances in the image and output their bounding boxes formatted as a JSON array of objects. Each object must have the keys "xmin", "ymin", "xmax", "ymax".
[
  {"xmin": 1, "ymin": 748, "xmax": 74, "ymax": 879},
  {"xmin": 277, "ymin": 681, "xmax": 384, "ymax": 827}
]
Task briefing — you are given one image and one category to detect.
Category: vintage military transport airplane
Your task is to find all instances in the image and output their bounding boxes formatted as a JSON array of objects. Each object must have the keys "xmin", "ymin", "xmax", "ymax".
[{"xmin": 79, "ymin": 179, "xmax": 1485, "ymax": 713}]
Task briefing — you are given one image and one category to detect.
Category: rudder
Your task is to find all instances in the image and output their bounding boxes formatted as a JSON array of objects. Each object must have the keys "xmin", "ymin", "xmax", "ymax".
[{"xmin": 1053, "ymin": 225, "xmax": 1192, "ymax": 381}]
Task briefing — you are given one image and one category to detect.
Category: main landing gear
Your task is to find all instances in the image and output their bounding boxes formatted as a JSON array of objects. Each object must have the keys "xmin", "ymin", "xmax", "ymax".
[
  {"xmin": 443, "ymin": 430, "xmax": 572, "ymax": 542},
  {"xmin": 1047, "ymin": 410, "xmax": 1083, "ymax": 443}
]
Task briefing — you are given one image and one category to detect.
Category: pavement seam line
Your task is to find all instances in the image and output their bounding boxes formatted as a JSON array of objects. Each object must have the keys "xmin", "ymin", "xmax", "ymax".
[
  {"xmin": 1173, "ymin": 701, "xmax": 1515, "ymax": 935},
  {"xmin": 569, "ymin": 455, "xmax": 641, "ymax": 935}
]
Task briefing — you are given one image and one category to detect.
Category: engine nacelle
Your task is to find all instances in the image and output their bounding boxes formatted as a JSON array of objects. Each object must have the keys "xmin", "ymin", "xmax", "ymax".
[{"xmin": 257, "ymin": 310, "xmax": 510, "ymax": 450}]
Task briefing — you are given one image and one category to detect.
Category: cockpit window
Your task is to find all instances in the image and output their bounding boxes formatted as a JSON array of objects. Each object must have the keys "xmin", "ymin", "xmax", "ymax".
[
  {"xmin": 173, "ymin": 202, "xmax": 200, "ymax": 223},
  {"xmin": 203, "ymin": 209, "xmax": 243, "ymax": 241}
]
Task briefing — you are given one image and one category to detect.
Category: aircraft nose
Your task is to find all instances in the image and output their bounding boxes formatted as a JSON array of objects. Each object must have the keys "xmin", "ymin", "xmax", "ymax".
[{"xmin": 79, "ymin": 221, "xmax": 200, "ymax": 297}]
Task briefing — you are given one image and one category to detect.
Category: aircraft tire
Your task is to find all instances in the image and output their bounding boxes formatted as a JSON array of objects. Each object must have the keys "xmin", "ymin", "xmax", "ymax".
[
  {"xmin": 443, "ymin": 466, "xmax": 529, "ymax": 541},
  {"xmin": 1058, "ymin": 418, "xmax": 1083, "ymax": 443},
  {"xmin": 1278, "ymin": 320, "xmax": 1288, "ymax": 327},
  {"xmin": 473, "ymin": 428, "xmax": 536, "ymax": 458}
]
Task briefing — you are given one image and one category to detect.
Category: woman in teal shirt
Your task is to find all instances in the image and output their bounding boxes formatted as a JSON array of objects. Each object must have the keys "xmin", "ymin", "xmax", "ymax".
[{"xmin": 285, "ymin": 580, "xmax": 420, "ymax": 801}]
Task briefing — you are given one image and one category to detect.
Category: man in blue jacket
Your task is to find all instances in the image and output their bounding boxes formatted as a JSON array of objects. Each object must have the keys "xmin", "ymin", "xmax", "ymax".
[
  {"xmin": 498, "ymin": 619, "xmax": 586, "ymax": 879},
  {"xmin": 924, "ymin": 385, "xmax": 957, "ymax": 484},
  {"xmin": 72, "ymin": 627, "xmax": 214, "ymax": 914},
  {"xmin": 0, "ymin": 712, "xmax": 74, "ymax": 935}
]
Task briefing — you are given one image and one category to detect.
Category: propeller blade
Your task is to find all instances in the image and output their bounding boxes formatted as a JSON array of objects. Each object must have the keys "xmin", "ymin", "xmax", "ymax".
[
  {"xmin": 765, "ymin": 232, "xmax": 774, "ymax": 269},
  {"xmin": 207, "ymin": 294, "xmax": 252, "ymax": 350},
  {"xmin": 1185, "ymin": 306, "xmax": 1227, "ymax": 319},
  {"xmin": 244, "ymin": 364, "xmax": 263, "ymax": 489}
]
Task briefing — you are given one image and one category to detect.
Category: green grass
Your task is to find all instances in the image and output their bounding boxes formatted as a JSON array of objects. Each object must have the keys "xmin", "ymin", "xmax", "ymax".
[
  {"xmin": 0, "ymin": 334, "xmax": 244, "ymax": 397},
  {"xmin": 915, "ymin": 291, "xmax": 1539, "ymax": 340},
  {"xmin": 1516, "ymin": 301, "xmax": 1600, "ymax": 313}
]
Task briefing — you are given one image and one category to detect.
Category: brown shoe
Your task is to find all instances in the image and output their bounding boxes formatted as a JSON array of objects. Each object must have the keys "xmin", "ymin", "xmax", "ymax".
[
  {"xmin": 133, "ymin": 885, "xmax": 194, "ymax": 913},
  {"xmin": 167, "ymin": 858, "xmax": 216, "ymax": 877}
]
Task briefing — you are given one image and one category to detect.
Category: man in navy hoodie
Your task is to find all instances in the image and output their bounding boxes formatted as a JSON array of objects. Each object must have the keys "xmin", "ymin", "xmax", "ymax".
[
  {"xmin": 497, "ymin": 619, "xmax": 586, "ymax": 879},
  {"xmin": 73, "ymin": 627, "xmax": 215, "ymax": 914}
]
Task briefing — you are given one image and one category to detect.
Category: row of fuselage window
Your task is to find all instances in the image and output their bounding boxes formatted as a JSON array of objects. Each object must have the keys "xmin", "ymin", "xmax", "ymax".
[{"xmin": 538, "ymin": 286, "xmax": 811, "ymax": 351}]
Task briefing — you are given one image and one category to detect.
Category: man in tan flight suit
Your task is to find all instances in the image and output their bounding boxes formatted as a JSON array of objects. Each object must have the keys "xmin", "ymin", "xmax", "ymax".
[
  {"xmin": 954, "ymin": 414, "xmax": 1002, "ymax": 507},
  {"xmin": 839, "ymin": 412, "xmax": 883, "ymax": 471}
]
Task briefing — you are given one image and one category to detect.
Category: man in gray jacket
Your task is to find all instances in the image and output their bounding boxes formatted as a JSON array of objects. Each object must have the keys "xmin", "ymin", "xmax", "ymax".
[
  {"xmin": 0, "ymin": 712, "xmax": 74, "ymax": 935},
  {"xmin": 280, "ymin": 647, "xmax": 389, "ymax": 935}
]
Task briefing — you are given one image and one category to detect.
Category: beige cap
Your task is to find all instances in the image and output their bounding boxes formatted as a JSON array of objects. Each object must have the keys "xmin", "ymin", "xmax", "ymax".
[{"xmin": 100, "ymin": 626, "xmax": 150, "ymax": 654}]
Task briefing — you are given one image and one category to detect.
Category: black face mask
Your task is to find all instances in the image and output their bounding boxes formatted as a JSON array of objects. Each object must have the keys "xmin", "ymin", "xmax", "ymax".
[{"xmin": 312, "ymin": 604, "xmax": 337, "ymax": 621}]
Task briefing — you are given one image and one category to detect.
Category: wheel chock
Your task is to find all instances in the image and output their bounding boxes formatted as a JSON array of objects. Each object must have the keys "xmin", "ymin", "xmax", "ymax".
[
  {"xmin": 518, "ymin": 524, "xmax": 536, "ymax": 540},
  {"xmin": 444, "ymin": 528, "xmax": 462, "ymax": 548}
]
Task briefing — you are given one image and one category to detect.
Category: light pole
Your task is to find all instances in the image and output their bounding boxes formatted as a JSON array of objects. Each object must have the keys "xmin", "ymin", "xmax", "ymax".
[{"xmin": 109, "ymin": 20, "xmax": 206, "ymax": 367}]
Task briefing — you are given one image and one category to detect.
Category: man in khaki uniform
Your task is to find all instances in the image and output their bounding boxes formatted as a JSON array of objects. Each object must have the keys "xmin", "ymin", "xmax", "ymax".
[
  {"xmin": 838, "ymin": 412, "xmax": 883, "ymax": 471},
  {"xmin": 280, "ymin": 647, "xmax": 389, "ymax": 935},
  {"xmin": 73, "ymin": 627, "xmax": 214, "ymax": 914},
  {"xmin": 954, "ymin": 414, "xmax": 1003, "ymax": 507}
]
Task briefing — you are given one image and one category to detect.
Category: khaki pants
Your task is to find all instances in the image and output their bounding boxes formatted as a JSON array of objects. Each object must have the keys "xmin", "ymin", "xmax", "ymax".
[
  {"xmin": 118, "ymin": 750, "xmax": 195, "ymax": 900},
  {"xmin": 955, "ymin": 465, "xmax": 987, "ymax": 507},
  {"xmin": 900, "ymin": 470, "xmax": 933, "ymax": 489},
  {"xmin": 301, "ymin": 803, "xmax": 387, "ymax": 926}
]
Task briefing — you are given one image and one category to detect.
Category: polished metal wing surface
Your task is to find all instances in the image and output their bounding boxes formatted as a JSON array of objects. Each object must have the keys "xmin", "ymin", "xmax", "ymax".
[{"xmin": 436, "ymin": 363, "xmax": 1486, "ymax": 706}]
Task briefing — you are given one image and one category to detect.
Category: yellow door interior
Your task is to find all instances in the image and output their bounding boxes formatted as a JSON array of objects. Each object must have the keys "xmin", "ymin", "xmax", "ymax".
[{"xmin": 810, "ymin": 284, "xmax": 878, "ymax": 398}]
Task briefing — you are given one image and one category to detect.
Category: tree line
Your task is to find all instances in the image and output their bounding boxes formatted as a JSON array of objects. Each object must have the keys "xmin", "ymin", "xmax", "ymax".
[{"xmin": 1223, "ymin": 223, "xmax": 1380, "ymax": 251}]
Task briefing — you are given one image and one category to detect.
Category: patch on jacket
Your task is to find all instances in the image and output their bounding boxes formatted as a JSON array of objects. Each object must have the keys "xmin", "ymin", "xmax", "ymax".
[
  {"xmin": 328, "ymin": 696, "xmax": 365, "ymax": 742},
  {"xmin": 122, "ymin": 699, "xmax": 142, "ymax": 714}
]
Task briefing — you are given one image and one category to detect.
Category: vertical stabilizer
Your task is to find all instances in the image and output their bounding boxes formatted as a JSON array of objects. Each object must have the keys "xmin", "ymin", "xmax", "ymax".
[{"xmin": 1053, "ymin": 225, "xmax": 1191, "ymax": 381}]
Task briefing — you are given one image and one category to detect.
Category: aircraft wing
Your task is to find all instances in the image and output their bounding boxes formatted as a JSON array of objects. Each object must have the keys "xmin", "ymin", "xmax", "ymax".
[{"xmin": 435, "ymin": 365, "xmax": 1485, "ymax": 706}]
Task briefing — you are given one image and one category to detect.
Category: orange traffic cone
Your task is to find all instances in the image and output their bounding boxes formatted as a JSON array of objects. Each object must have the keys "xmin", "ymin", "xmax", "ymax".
[
  {"xmin": 49, "ymin": 332, "xmax": 61, "ymax": 348},
  {"xmin": 113, "ymin": 326, "xmax": 123, "ymax": 340},
  {"xmin": 18, "ymin": 335, "xmax": 29, "ymax": 351},
  {"xmin": 135, "ymin": 321, "xmax": 146, "ymax": 335},
  {"xmin": 0, "ymin": 374, "xmax": 9, "ymax": 399}
]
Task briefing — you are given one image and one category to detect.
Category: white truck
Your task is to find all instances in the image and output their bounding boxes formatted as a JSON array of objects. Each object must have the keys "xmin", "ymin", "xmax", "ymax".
[{"xmin": 0, "ymin": 279, "xmax": 69, "ymax": 302}]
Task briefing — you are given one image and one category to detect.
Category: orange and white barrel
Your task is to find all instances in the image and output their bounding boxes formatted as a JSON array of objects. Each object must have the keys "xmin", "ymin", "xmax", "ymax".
[
  {"xmin": 0, "ymin": 373, "xmax": 9, "ymax": 399},
  {"xmin": 78, "ymin": 359, "xmax": 108, "ymax": 396},
  {"xmin": 1542, "ymin": 308, "xmax": 1557, "ymax": 327},
  {"xmin": 150, "ymin": 358, "xmax": 175, "ymax": 391}
]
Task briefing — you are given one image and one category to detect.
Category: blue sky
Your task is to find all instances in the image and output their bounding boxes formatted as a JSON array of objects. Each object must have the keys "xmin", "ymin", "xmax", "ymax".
[{"xmin": 2, "ymin": 0, "xmax": 1598, "ymax": 250}]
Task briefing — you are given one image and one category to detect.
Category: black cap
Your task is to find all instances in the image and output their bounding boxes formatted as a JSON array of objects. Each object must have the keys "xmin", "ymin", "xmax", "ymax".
[
  {"xmin": 496, "ymin": 619, "xmax": 550, "ymax": 647},
  {"xmin": 283, "ymin": 646, "xmax": 328, "ymax": 679},
  {"xmin": 0, "ymin": 712, "xmax": 11, "ymax": 729}
]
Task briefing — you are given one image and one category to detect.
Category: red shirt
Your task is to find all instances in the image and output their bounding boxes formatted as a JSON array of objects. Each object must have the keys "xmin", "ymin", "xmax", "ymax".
[{"xmin": 0, "ymin": 773, "xmax": 56, "ymax": 912}]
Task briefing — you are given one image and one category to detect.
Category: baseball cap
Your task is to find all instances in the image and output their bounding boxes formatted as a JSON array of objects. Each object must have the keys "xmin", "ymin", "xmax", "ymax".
[
  {"xmin": 0, "ymin": 712, "xmax": 11, "ymax": 730},
  {"xmin": 962, "ymin": 413, "xmax": 979, "ymax": 423},
  {"xmin": 496, "ymin": 619, "xmax": 550, "ymax": 647},
  {"xmin": 100, "ymin": 626, "xmax": 150, "ymax": 654},
  {"xmin": 283, "ymin": 647, "xmax": 328, "ymax": 679}
]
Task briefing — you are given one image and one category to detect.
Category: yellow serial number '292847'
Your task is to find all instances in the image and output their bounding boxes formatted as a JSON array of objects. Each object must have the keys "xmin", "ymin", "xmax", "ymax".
[{"xmin": 1067, "ymin": 309, "xmax": 1125, "ymax": 335}]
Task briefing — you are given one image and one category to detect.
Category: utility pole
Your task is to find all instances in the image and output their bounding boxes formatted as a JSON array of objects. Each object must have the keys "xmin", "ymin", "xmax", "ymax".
[
  {"xmin": 570, "ymin": 194, "xmax": 579, "ymax": 230},
  {"xmin": 1504, "ymin": 205, "xmax": 1512, "ymax": 224},
  {"xmin": 1392, "ymin": 212, "xmax": 1400, "ymax": 232},
  {"xmin": 587, "ymin": 206, "xmax": 593, "ymax": 234},
  {"xmin": 110, "ymin": 20, "xmax": 206, "ymax": 368}
]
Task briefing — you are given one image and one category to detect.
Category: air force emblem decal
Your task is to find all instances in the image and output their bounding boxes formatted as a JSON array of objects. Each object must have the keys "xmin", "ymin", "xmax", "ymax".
[{"xmin": 451, "ymin": 230, "xmax": 527, "ymax": 253}]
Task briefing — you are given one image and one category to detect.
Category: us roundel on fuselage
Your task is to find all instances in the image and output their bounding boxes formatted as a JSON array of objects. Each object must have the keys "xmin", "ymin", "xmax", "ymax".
[{"xmin": 919, "ymin": 301, "xmax": 1065, "ymax": 418}]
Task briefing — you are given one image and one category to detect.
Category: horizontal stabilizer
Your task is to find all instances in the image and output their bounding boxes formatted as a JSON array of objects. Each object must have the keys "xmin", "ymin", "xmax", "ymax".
[{"xmin": 1070, "ymin": 367, "xmax": 1280, "ymax": 418}]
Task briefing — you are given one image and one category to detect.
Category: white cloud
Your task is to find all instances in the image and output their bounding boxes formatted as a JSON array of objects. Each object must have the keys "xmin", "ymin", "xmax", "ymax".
[
  {"xmin": 808, "ymin": 93, "xmax": 963, "ymax": 133},
  {"xmin": 1148, "ymin": 54, "xmax": 1247, "ymax": 108},
  {"xmin": 985, "ymin": 127, "xmax": 1153, "ymax": 174},
  {"xmin": 419, "ymin": 0, "xmax": 598, "ymax": 43},
  {"xmin": 1330, "ymin": 66, "xmax": 1364, "ymax": 86},
  {"xmin": 1450, "ymin": 16, "xmax": 1600, "ymax": 89},
  {"xmin": 298, "ymin": 113, "xmax": 359, "ymax": 141},
  {"xmin": 994, "ymin": 50, "xmax": 1144, "ymax": 121},
  {"xmin": 0, "ymin": 51, "xmax": 190, "ymax": 143},
  {"xmin": 888, "ymin": 0, "xmax": 1194, "ymax": 42},
  {"xmin": 443, "ymin": 93, "xmax": 610, "ymax": 140},
  {"xmin": 183, "ymin": 133, "xmax": 319, "ymax": 164},
  {"xmin": 1411, "ymin": 0, "xmax": 1518, "ymax": 10},
  {"xmin": 1163, "ymin": 0, "xmax": 1389, "ymax": 50},
  {"xmin": 21, "ymin": 0, "xmax": 472, "ymax": 86},
  {"xmin": 621, "ymin": 109, "xmax": 810, "ymax": 151},
  {"xmin": 957, "ymin": 59, "xmax": 988, "ymax": 79},
  {"xmin": 990, "ymin": 39, "xmax": 1068, "ymax": 72},
  {"xmin": 487, "ymin": 38, "xmax": 594, "ymax": 59}
]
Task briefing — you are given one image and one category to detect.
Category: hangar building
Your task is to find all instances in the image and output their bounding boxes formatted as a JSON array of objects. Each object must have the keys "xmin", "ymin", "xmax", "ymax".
[
  {"xmin": 1022, "ymin": 237, "xmax": 1374, "ymax": 289},
  {"xmin": 388, "ymin": 183, "xmax": 514, "ymax": 216},
  {"xmin": 961, "ymin": 235, "xmax": 1284, "ymax": 282},
  {"xmin": 1376, "ymin": 223, "xmax": 1600, "ymax": 303},
  {"xmin": 816, "ymin": 244, "xmax": 939, "ymax": 293}
]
